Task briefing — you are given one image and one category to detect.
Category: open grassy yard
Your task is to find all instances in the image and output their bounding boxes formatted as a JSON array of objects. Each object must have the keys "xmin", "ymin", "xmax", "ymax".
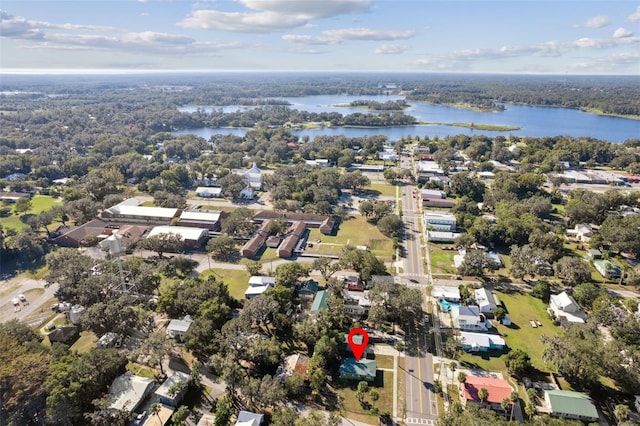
[
  {"xmin": 306, "ymin": 216, "xmax": 394, "ymax": 259},
  {"xmin": 365, "ymin": 182, "xmax": 399, "ymax": 197},
  {"xmin": 338, "ymin": 370, "xmax": 394, "ymax": 423},
  {"xmin": 1, "ymin": 195, "xmax": 63, "ymax": 231},
  {"xmin": 459, "ymin": 292, "xmax": 561, "ymax": 373},
  {"xmin": 70, "ymin": 330, "xmax": 97, "ymax": 353},
  {"xmin": 201, "ymin": 268, "xmax": 250, "ymax": 300},
  {"xmin": 428, "ymin": 245, "xmax": 456, "ymax": 274}
]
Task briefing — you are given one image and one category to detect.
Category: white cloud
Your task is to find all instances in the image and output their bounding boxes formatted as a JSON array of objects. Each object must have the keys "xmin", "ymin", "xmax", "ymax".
[
  {"xmin": 374, "ymin": 43, "xmax": 409, "ymax": 54},
  {"xmin": 0, "ymin": 11, "xmax": 114, "ymax": 41},
  {"xmin": 414, "ymin": 34, "xmax": 640, "ymax": 70},
  {"xmin": 282, "ymin": 27, "xmax": 416, "ymax": 45},
  {"xmin": 241, "ymin": 0, "xmax": 370, "ymax": 18},
  {"xmin": 179, "ymin": 0, "xmax": 371, "ymax": 33},
  {"xmin": 573, "ymin": 15, "xmax": 610, "ymax": 28},
  {"xmin": 322, "ymin": 28, "xmax": 415, "ymax": 41},
  {"xmin": 613, "ymin": 27, "xmax": 633, "ymax": 38},
  {"xmin": 282, "ymin": 34, "xmax": 334, "ymax": 45},
  {"xmin": 627, "ymin": 6, "xmax": 640, "ymax": 22}
]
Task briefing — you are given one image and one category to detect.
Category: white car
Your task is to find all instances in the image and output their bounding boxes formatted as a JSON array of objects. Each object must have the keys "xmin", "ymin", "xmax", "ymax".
[
  {"xmin": 18, "ymin": 294, "xmax": 27, "ymax": 302},
  {"xmin": 12, "ymin": 298, "xmax": 20, "ymax": 306}
]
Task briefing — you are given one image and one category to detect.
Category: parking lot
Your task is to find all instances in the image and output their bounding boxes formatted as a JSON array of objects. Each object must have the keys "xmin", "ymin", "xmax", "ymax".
[{"xmin": 0, "ymin": 275, "xmax": 58, "ymax": 326}]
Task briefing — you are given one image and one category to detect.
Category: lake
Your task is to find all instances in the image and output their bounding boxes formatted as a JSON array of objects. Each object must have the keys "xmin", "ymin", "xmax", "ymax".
[{"xmin": 176, "ymin": 95, "xmax": 639, "ymax": 143}]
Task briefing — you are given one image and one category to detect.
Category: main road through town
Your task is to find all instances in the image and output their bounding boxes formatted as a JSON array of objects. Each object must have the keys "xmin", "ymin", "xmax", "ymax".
[{"xmin": 398, "ymin": 151, "xmax": 438, "ymax": 425}]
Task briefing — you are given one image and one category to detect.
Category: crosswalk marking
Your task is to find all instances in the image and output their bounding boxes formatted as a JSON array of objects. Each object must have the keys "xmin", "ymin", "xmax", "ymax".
[{"xmin": 406, "ymin": 418, "xmax": 435, "ymax": 425}]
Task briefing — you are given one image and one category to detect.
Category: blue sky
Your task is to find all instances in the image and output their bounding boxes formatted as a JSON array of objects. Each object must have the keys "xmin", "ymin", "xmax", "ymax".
[{"xmin": 1, "ymin": 0, "xmax": 639, "ymax": 74}]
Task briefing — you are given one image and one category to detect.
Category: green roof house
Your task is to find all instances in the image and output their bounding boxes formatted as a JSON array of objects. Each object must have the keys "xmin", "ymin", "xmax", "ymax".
[
  {"xmin": 298, "ymin": 279, "xmax": 319, "ymax": 299},
  {"xmin": 310, "ymin": 290, "xmax": 329, "ymax": 315},
  {"xmin": 593, "ymin": 260, "xmax": 622, "ymax": 279},
  {"xmin": 544, "ymin": 390, "xmax": 599, "ymax": 422},
  {"xmin": 339, "ymin": 358, "xmax": 377, "ymax": 382}
]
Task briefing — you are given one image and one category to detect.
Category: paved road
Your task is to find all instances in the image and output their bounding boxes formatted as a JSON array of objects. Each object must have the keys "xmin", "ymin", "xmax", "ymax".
[
  {"xmin": 0, "ymin": 275, "xmax": 58, "ymax": 326},
  {"xmin": 398, "ymin": 151, "xmax": 438, "ymax": 425}
]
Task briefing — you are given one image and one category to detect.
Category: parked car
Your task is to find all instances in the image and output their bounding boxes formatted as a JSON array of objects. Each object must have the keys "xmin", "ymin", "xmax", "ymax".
[
  {"xmin": 18, "ymin": 294, "xmax": 26, "ymax": 302},
  {"xmin": 133, "ymin": 411, "xmax": 147, "ymax": 426}
]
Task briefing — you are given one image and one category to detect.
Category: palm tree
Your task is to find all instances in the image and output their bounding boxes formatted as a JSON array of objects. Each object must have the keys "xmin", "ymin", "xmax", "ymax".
[
  {"xmin": 501, "ymin": 397, "xmax": 511, "ymax": 415},
  {"xmin": 526, "ymin": 388, "xmax": 536, "ymax": 403},
  {"xmin": 510, "ymin": 390, "xmax": 519, "ymax": 421},
  {"xmin": 150, "ymin": 403, "xmax": 161, "ymax": 424},
  {"xmin": 478, "ymin": 387, "xmax": 489, "ymax": 407},
  {"xmin": 525, "ymin": 402, "xmax": 536, "ymax": 419}
]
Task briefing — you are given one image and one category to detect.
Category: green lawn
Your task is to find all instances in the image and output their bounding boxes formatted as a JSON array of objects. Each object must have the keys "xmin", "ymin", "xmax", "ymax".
[
  {"xmin": 365, "ymin": 183, "xmax": 398, "ymax": 197},
  {"xmin": 428, "ymin": 245, "xmax": 456, "ymax": 274},
  {"xmin": 306, "ymin": 216, "xmax": 394, "ymax": 260},
  {"xmin": 201, "ymin": 268, "xmax": 250, "ymax": 300},
  {"xmin": 0, "ymin": 195, "xmax": 63, "ymax": 231},
  {"xmin": 459, "ymin": 292, "xmax": 561, "ymax": 373},
  {"xmin": 70, "ymin": 331, "xmax": 97, "ymax": 353},
  {"xmin": 338, "ymin": 370, "xmax": 394, "ymax": 423}
]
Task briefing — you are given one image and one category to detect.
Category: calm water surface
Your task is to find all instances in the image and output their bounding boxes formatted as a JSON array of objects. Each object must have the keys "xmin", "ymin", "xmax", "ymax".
[{"xmin": 176, "ymin": 95, "xmax": 639, "ymax": 143}]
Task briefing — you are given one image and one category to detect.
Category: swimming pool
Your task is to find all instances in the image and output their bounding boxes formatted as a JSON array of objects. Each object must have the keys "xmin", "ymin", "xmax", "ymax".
[{"xmin": 440, "ymin": 298, "xmax": 461, "ymax": 312}]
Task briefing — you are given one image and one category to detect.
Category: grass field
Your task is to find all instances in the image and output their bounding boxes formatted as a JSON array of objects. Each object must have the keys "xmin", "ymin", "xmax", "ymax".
[
  {"xmin": 365, "ymin": 183, "xmax": 399, "ymax": 197},
  {"xmin": 428, "ymin": 245, "xmax": 456, "ymax": 274},
  {"xmin": 458, "ymin": 292, "xmax": 561, "ymax": 373},
  {"xmin": 339, "ymin": 370, "xmax": 394, "ymax": 423},
  {"xmin": 0, "ymin": 195, "xmax": 63, "ymax": 231},
  {"xmin": 70, "ymin": 330, "xmax": 98, "ymax": 353},
  {"xmin": 306, "ymin": 216, "xmax": 394, "ymax": 260},
  {"xmin": 201, "ymin": 268, "xmax": 251, "ymax": 300}
]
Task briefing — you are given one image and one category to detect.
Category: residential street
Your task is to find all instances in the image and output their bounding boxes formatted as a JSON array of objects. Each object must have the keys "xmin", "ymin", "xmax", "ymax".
[{"xmin": 398, "ymin": 152, "xmax": 438, "ymax": 426}]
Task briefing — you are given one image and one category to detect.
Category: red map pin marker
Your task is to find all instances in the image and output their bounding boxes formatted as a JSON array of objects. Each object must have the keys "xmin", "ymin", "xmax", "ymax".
[{"xmin": 347, "ymin": 328, "xmax": 369, "ymax": 361}]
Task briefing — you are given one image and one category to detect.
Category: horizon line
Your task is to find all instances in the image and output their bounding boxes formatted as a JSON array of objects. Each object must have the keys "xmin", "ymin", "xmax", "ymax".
[{"xmin": 1, "ymin": 68, "xmax": 638, "ymax": 77}]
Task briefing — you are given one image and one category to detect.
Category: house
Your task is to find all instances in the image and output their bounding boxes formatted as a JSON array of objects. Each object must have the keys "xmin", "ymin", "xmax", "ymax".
[
  {"xmin": 419, "ymin": 189, "xmax": 446, "ymax": 199},
  {"xmin": 147, "ymin": 226, "xmax": 208, "ymax": 249},
  {"xmin": 107, "ymin": 372, "xmax": 155, "ymax": 413},
  {"xmin": 305, "ymin": 159, "xmax": 331, "ymax": 167},
  {"xmin": 433, "ymin": 286, "xmax": 461, "ymax": 302},
  {"xmin": 155, "ymin": 371, "xmax": 190, "ymax": 407},
  {"xmin": 416, "ymin": 160, "xmax": 445, "ymax": 176},
  {"xmin": 240, "ymin": 186, "xmax": 255, "ymax": 199},
  {"xmin": 339, "ymin": 358, "xmax": 377, "ymax": 382},
  {"xmin": 585, "ymin": 249, "xmax": 602, "ymax": 261},
  {"xmin": 474, "ymin": 288, "xmax": 498, "ymax": 314},
  {"xmin": 566, "ymin": 223, "xmax": 593, "ymax": 242},
  {"xmin": 423, "ymin": 211, "xmax": 456, "ymax": 231},
  {"xmin": 463, "ymin": 376, "xmax": 513, "ymax": 412},
  {"xmin": 297, "ymin": 279, "xmax": 319, "ymax": 299},
  {"xmin": 427, "ymin": 231, "xmax": 460, "ymax": 243},
  {"xmin": 544, "ymin": 390, "xmax": 599, "ymax": 422},
  {"xmin": 319, "ymin": 216, "xmax": 336, "ymax": 235},
  {"xmin": 245, "ymin": 276, "xmax": 276, "ymax": 299},
  {"xmin": 177, "ymin": 210, "xmax": 226, "ymax": 231},
  {"xmin": 334, "ymin": 271, "xmax": 363, "ymax": 291},
  {"xmin": 167, "ymin": 315, "xmax": 194, "ymax": 341},
  {"xmin": 197, "ymin": 414, "xmax": 216, "ymax": 426},
  {"xmin": 99, "ymin": 226, "xmax": 149, "ymax": 255},
  {"xmin": 593, "ymin": 259, "xmax": 622, "ymax": 279},
  {"xmin": 243, "ymin": 163, "xmax": 263, "ymax": 190},
  {"xmin": 53, "ymin": 219, "xmax": 112, "ymax": 247},
  {"xmin": 241, "ymin": 220, "xmax": 271, "ymax": 258},
  {"xmin": 310, "ymin": 290, "xmax": 329, "ymax": 315},
  {"xmin": 458, "ymin": 332, "xmax": 505, "ymax": 352},
  {"xmin": 101, "ymin": 204, "xmax": 180, "ymax": 225},
  {"xmin": 276, "ymin": 354, "xmax": 310, "ymax": 381},
  {"xmin": 277, "ymin": 221, "xmax": 306, "ymax": 258},
  {"xmin": 235, "ymin": 411, "xmax": 264, "ymax": 426},
  {"xmin": 422, "ymin": 198, "xmax": 456, "ymax": 208},
  {"xmin": 0, "ymin": 191, "xmax": 30, "ymax": 203},
  {"xmin": 195, "ymin": 187, "xmax": 222, "ymax": 198},
  {"xmin": 47, "ymin": 325, "xmax": 79, "ymax": 344},
  {"xmin": 452, "ymin": 305, "xmax": 491, "ymax": 332},
  {"xmin": 549, "ymin": 292, "xmax": 587, "ymax": 324},
  {"xmin": 343, "ymin": 290, "xmax": 372, "ymax": 317}
]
